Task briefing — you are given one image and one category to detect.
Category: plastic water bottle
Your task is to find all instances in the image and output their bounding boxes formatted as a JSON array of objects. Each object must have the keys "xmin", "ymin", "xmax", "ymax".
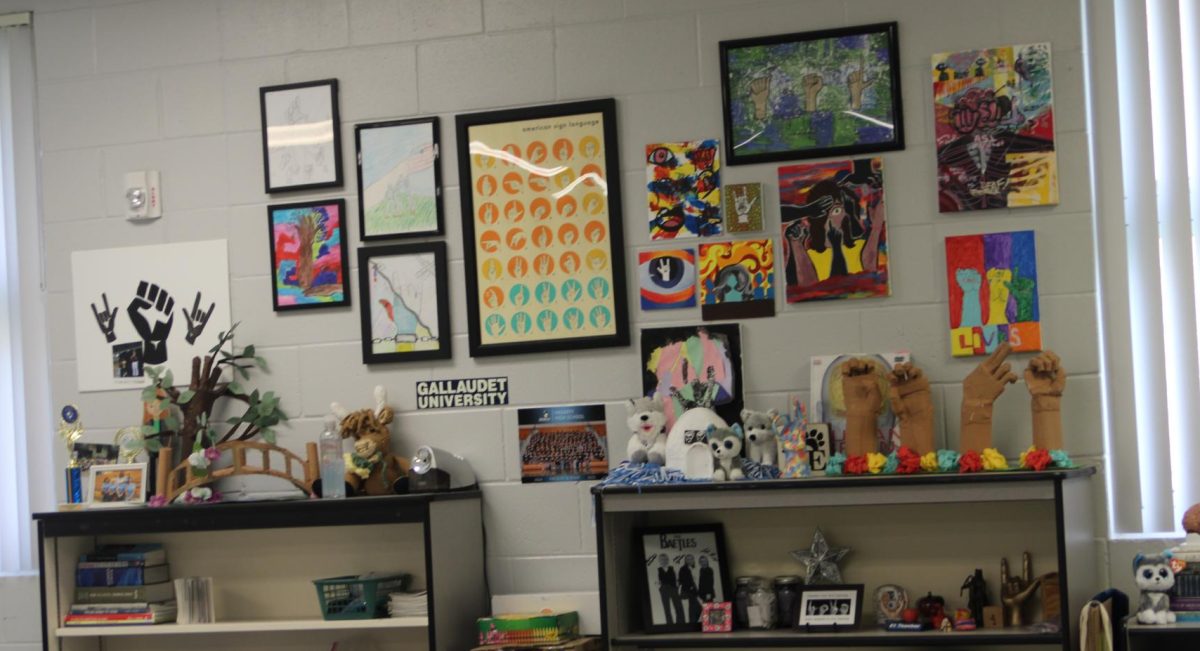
[{"xmin": 319, "ymin": 416, "xmax": 345, "ymax": 499}]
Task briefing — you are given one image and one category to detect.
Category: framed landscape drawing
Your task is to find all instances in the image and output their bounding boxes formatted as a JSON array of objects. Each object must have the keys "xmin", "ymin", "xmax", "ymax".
[
  {"xmin": 719, "ymin": 22, "xmax": 904, "ymax": 165},
  {"xmin": 268, "ymin": 199, "xmax": 350, "ymax": 311},
  {"xmin": 357, "ymin": 242, "xmax": 451, "ymax": 363},
  {"xmin": 355, "ymin": 117, "xmax": 444, "ymax": 240},
  {"xmin": 455, "ymin": 98, "xmax": 629, "ymax": 357},
  {"xmin": 259, "ymin": 79, "xmax": 343, "ymax": 193}
]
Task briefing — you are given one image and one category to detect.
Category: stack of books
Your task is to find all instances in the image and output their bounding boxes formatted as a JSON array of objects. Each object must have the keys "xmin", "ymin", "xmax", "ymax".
[{"xmin": 64, "ymin": 544, "xmax": 177, "ymax": 627}]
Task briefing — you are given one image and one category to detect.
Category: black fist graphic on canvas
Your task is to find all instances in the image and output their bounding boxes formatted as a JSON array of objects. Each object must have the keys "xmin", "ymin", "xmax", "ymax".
[{"xmin": 127, "ymin": 281, "xmax": 174, "ymax": 364}]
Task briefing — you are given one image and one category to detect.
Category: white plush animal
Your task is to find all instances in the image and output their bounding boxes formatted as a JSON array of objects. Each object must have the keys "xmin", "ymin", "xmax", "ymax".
[
  {"xmin": 706, "ymin": 424, "xmax": 745, "ymax": 482},
  {"xmin": 1134, "ymin": 553, "xmax": 1177, "ymax": 624},
  {"xmin": 740, "ymin": 408, "xmax": 779, "ymax": 467},
  {"xmin": 625, "ymin": 397, "xmax": 667, "ymax": 466}
]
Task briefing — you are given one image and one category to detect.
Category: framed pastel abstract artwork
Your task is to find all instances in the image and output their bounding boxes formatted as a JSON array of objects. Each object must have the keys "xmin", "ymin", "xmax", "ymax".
[
  {"xmin": 698, "ymin": 239, "xmax": 775, "ymax": 320},
  {"xmin": 944, "ymin": 230, "xmax": 1041, "ymax": 356},
  {"xmin": 357, "ymin": 242, "xmax": 451, "ymax": 363},
  {"xmin": 778, "ymin": 157, "xmax": 889, "ymax": 303},
  {"xmin": 932, "ymin": 43, "xmax": 1058, "ymax": 212},
  {"xmin": 647, "ymin": 140, "xmax": 722, "ymax": 239},
  {"xmin": 268, "ymin": 199, "xmax": 349, "ymax": 311},
  {"xmin": 455, "ymin": 99, "xmax": 629, "ymax": 357},
  {"xmin": 355, "ymin": 117, "xmax": 443, "ymax": 240},
  {"xmin": 638, "ymin": 249, "xmax": 697, "ymax": 311},
  {"xmin": 719, "ymin": 22, "xmax": 904, "ymax": 166},
  {"xmin": 640, "ymin": 324, "xmax": 743, "ymax": 429},
  {"xmin": 259, "ymin": 79, "xmax": 343, "ymax": 193}
]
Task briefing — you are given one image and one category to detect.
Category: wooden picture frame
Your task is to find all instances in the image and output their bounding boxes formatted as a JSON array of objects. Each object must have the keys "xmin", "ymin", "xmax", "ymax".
[
  {"xmin": 267, "ymin": 199, "xmax": 350, "ymax": 312},
  {"xmin": 794, "ymin": 584, "xmax": 865, "ymax": 631},
  {"xmin": 719, "ymin": 22, "xmax": 904, "ymax": 165},
  {"xmin": 355, "ymin": 117, "xmax": 444, "ymax": 241},
  {"xmin": 357, "ymin": 241, "xmax": 452, "ymax": 364},
  {"xmin": 259, "ymin": 79, "xmax": 343, "ymax": 193},
  {"xmin": 455, "ymin": 98, "xmax": 629, "ymax": 357},
  {"xmin": 87, "ymin": 463, "xmax": 148, "ymax": 508},
  {"xmin": 634, "ymin": 524, "xmax": 732, "ymax": 634}
]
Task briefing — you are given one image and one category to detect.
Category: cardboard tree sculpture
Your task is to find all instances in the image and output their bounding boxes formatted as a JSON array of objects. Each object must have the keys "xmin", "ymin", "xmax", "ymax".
[
  {"xmin": 664, "ymin": 361, "xmax": 727, "ymax": 479},
  {"xmin": 840, "ymin": 358, "xmax": 883, "ymax": 457},
  {"xmin": 888, "ymin": 361, "xmax": 936, "ymax": 455},
  {"xmin": 960, "ymin": 343, "xmax": 1018, "ymax": 452},
  {"xmin": 1025, "ymin": 351, "xmax": 1066, "ymax": 450},
  {"xmin": 332, "ymin": 386, "xmax": 409, "ymax": 496}
]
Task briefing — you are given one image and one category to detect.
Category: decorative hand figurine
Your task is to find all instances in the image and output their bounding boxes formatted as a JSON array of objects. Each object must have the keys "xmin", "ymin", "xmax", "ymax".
[
  {"xmin": 774, "ymin": 399, "xmax": 813, "ymax": 477},
  {"xmin": 960, "ymin": 568, "xmax": 989, "ymax": 626},
  {"xmin": 625, "ymin": 397, "xmax": 667, "ymax": 465},
  {"xmin": 790, "ymin": 528, "xmax": 850, "ymax": 584},
  {"xmin": 1000, "ymin": 552, "xmax": 1040, "ymax": 627},
  {"xmin": 888, "ymin": 362, "xmax": 935, "ymax": 454},
  {"xmin": 1025, "ymin": 351, "xmax": 1066, "ymax": 450},
  {"xmin": 841, "ymin": 358, "xmax": 883, "ymax": 456},
  {"xmin": 664, "ymin": 360, "xmax": 726, "ymax": 479},
  {"xmin": 1133, "ymin": 553, "xmax": 1177, "ymax": 624},
  {"xmin": 740, "ymin": 409, "xmax": 779, "ymax": 467},
  {"xmin": 961, "ymin": 343, "xmax": 1018, "ymax": 451}
]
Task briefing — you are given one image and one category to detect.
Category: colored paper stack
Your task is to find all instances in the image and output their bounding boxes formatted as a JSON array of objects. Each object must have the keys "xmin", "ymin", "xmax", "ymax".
[
  {"xmin": 64, "ymin": 544, "xmax": 176, "ymax": 626},
  {"xmin": 477, "ymin": 610, "xmax": 580, "ymax": 647}
]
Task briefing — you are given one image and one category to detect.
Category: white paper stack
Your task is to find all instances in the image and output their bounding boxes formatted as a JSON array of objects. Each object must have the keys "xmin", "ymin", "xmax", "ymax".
[
  {"xmin": 173, "ymin": 577, "xmax": 215, "ymax": 624},
  {"xmin": 388, "ymin": 591, "xmax": 427, "ymax": 618}
]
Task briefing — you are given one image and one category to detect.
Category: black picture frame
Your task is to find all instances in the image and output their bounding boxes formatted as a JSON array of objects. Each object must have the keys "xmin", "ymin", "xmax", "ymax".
[
  {"xmin": 354, "ymin": 116, "xmax": 444, "ymax": 241},
  {"xmin": 633, "ymin": 523, "xmax": 732, "ymax": 634},
  {"xmin": 639, "ymin": 324, "xmax": 743, "ymax": 428},
  {"xmin": 267, "ymin": 199, "xmax": 351, "ymax": 312},
  {"xmin": 357, "ymin": 241, "xmax": 452, "ymax": 364},
  {"xmin": 794, "ymin": 584, "xmax": 865, "ymax": 631},
  {"xmin": 719, "ymin": 22, "xmax": 904, "ymax": 166},
  {"xmin": 259, "ymin": 78, "xmax": 344, "ymax": 193},
  {"xmin": 455, "ymin": 98, "xmax": 629, "ymax": 358}
]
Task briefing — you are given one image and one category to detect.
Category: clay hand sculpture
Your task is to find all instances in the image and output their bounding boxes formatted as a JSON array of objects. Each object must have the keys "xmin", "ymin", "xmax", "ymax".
[
  {"xmin": 842, "ymin": 358, "xmax": 883, "ymax": 457},
  {"xmin": 961, "ymin": 343, "xmax": 1018, "ymax": 451},
  {"xmin": 1025, "ymin": 351, "xmax": 1066, "ymax": 450},
  {"xmin": 888, "ymin": 362, "xmax": 935, "ymax": 455},
  {"xmin": 1000, "ymin": 552, "xmax": 1040, "ymax": 627}
]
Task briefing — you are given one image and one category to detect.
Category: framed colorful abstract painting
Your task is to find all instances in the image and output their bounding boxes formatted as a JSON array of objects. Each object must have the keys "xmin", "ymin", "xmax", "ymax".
[
  {"xmin": 944, "ymin": 231, "xmax": 1042, "ymax": 356},
  {"xmin": 719, "ymin": 22, "xmax": 904, "ymax": 166},
  {"xmin": 259, "ymin": 79, "xmax": 343, "ymax": 193},
  {"xmin": 268, "ymin": 199, "xmax": 349, "ymax": 311},
  {"xmin": 357, "ymin": 241, "xmax": 451, "ymax": 363},
  {"xmin": 455, "ymin": 98, "xmax": 628, "ymax": 357},
  {"xmin": 723, "ymin": 182, "xmax": 763, "ymax": 233},
  {"xmin": 933, "ymin": 43, "xmax": 1058, "ymax": 212},
  {"xmin": 640, "ymin": 324, "xmax": 743, "ymax": 428},
  {"xmin": 647, "ymin": 139, "xmax": 722, "ymax": 239},
  {"xmin": 638, "ymin": 249, "xmax": 697, "ymax": 310},
  {"xmin": 698, "ymin": 239, "xmax": 775, "ymax": 320},
  {"xmin": 355, "ymin": 117, "xmax": 443, "ymax": 240},
  {"xmin": 778, "ymin": 157, "xmax": 889, "ymax": 303}
]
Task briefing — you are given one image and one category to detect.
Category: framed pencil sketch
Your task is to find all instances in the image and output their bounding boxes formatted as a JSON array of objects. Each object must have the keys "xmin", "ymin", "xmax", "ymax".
[
  {"xmin": 268, "ymin": 199, "xmax": 350, "ymax": 312},
  {"xmin": 455, "ymin": 98, "xmax": 629, "ymax": 357},
  {"xmin": 357, "ymin": 241, "xmax": 451, "ymax": 364},
  {"xmin": 355, "ymin": 117, "xmax": 444, "ymax": 241},
  {"xmin": 719, "ymin": 22, "xmax": 904, "ymax": 165},
  {"xmin": 259, "ymin": 79, "xmax": 343, "ymax": 193}
]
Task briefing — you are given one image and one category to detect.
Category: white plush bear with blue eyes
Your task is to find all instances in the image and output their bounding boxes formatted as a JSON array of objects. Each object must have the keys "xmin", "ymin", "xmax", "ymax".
[
  {"xmin": 1134, "ymin": 553, "xmax": 1177, "ymax": 624},
  {"xmin": 706, "ymin": 424, "xmax": 745, "ymax": 482}
]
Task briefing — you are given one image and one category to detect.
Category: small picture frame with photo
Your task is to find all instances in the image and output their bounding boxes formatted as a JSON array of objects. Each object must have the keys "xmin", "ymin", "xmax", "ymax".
[
  {"xmin": 635, "ymin": 524, "xmax": 731, "ymax": 634},
  {"xmin": 87, "ymin": 463, "xmax": 148, "ymax": 508},
  {"xmin": 794, "ymin": 584, "xmax": 864, "ymax": 631}
]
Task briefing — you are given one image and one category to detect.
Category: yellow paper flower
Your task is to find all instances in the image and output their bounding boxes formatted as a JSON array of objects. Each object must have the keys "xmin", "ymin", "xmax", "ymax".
[
  {"xmin": 1018, "ymin": 445, "xmax": 1037, "ymax": 468},
  {"xmin": 867, "ymin": 452, "xmax": 887, "ymax": 474},
  {"xmin": 981, "ymin": 447, "xmax": 1009, "ymax": 471},
  {"xmin": 920, "ymin": 451, "xmax": 939, "ymax": 472}
]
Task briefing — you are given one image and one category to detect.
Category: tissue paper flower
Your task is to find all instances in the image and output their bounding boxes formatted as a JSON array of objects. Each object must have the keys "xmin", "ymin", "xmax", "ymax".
[
  {"xmin": 867, "ymin": 452, "xmax": 887, "ymax": 474},
  {"xmin": 896, "ymin": 447, "xmax": 922, "ymax": 474},
  {"xmin": 920, "ymin": 451, "xmax": 939, "ymax": 472},
  {"xmin": 937, "ymin": 449, "xmax": 961, "ymax": 472},
  {"xmin": 981, "ymin": 448, "xmax": 1009, "ymax": 471},
  {"xmin": 1021, "ymin": 446, "xmax": 1052, "ymax": 471},
  {"xmin": 883, "ymin": 452, "xmax": 900, "ymax": 474},
  {"xmin": 959, "ymin": 450, "xmax": 983, "ymax": 473},
  {"xmin": 845, "ymin": 455, "xmax": 869, "ymax": 475},
  {"xmin": 1049, "ymin": 449, "xmax": 1073, "ymax": 468},
  {"xmin": 826, "ymin": 453, "xmax": 847, "ymax": 476}
]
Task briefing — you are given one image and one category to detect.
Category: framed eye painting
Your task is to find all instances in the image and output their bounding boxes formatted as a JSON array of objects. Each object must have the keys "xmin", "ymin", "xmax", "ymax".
[
  {"xmin": 268, "ymin": 199, "xmax": 350, "ymax": 312},
  {"xmin": 357, "ymin": 242, "xmax": 452, "ymax": 364},
  {"xmin": 455, "ymin": 98, "xmax": 629, "ymax": 357},
  {"xmin": 355, "ymin": 117, "xmax": 444, "ymax": 241},
  {"xmin": 259, "ymin": 79, "xmax": 343, "ymax": 193},
  {"xmin": 719, "ymin": 22, "xmax": 904, "ymax": 165}
]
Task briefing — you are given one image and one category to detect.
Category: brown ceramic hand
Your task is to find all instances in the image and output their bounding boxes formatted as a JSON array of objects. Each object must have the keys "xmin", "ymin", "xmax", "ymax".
[
  {"xmin": 1026, "ymin": 351, "xmax": 1066, "ymax": 449},
  {"xmin": 1025, "ymin": 351, "xmax": 1065, "ymax": 398},
  {"xmin": 889, "ymin": 362, "xmax": 935, "ymax": 454},
  {"xmin": 964, "ymin": 343, "xmax": 1018, "ymax": 404},
  {"xmin": 802, "ymin": 73, "xmax": 824, "ymax": 112},
  {"xmin": 842, "ymin": 358, "xmax": 882, "ymax": 456}
]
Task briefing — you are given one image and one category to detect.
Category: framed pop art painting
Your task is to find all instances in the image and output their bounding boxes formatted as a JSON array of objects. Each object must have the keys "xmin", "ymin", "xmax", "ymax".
[{"xmin": 268, "ymin": 199, "xmax": 350, "ymax": 311}]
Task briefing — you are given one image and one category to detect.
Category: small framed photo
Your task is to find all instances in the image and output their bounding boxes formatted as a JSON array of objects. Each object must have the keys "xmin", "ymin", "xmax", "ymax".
[
  {"xmin": 355, "ymin": 117, "xmax": 443, "ymax": 241},
  {"xmin": 72, "ymin": 442, "xmax": 119, "ymax": 471},
  {"xmin": 87, "ymin": 463, "xmax": 148, "ymax": 508},
  {"xmin": 357, "ymin": 241, "xmax": 451, "ymax": 363},
  {"xmin": 795, "ymin": 584, "xmax": 864, "ymax": 630},
  {"xmin": 635, "ymin": 524, "xmax": 731, "ymax": 634},
  {"xmin": 268, "ymin": 199, "xmax": 350, "ymax": 311},
  {"xmin": 259, "ymin": 79, "xmax": 343, "ymax": 193},
  {"xmin": 719, "ymin": 22, "xmax": 904, "ymax": 165}
]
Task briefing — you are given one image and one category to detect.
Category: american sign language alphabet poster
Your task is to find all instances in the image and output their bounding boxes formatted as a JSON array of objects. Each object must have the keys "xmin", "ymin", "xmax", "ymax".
[
  {"xmin": 71, "ymin": 240, "xmax": 231, "ymax": 392},
  {"xmin": 944, "ymin": 230, "xmax": 1042, "ymax": 356},
  {"xmin": 456, "ymin": 99, "xmax": 628, "ymax": 357}
]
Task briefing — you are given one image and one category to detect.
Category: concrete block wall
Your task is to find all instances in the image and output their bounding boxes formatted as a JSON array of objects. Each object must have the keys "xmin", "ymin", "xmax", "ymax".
[{"xmin": 0, "ymin": 0, "xmax": 1104, "ymax": 645}]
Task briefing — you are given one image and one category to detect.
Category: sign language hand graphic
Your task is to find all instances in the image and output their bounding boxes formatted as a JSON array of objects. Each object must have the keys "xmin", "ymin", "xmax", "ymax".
[
  {"xmin": 182, "ymin": 291, "xmax": 216, "ymax": 345},
  {"xmin": 127, "ymin": 281, "xmax": 174, "ymax": 364},
  {"xmin": 90, "ymin": 293, "xmax": 119, "ymax": 343}
]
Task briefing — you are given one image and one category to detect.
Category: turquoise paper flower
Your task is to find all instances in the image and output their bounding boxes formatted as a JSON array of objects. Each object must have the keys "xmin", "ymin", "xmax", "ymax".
[
  {"xmin": 826, "ymin": 453, "xmax": 847, "ymax": 476},
  {"xmin": 937, "ymin": 449, "xmax": 961, "ymax": 472}
]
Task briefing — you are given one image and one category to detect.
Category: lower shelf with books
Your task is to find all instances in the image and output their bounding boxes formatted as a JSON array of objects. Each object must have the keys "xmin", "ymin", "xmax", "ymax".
[{"xmin": 55, "ymin": 616, "xmax": 430, "ymax": 637}]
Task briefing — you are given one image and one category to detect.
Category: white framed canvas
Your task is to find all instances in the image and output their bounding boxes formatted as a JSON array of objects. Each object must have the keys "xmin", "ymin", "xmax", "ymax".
[{"xmin": 259, "ymin": 79, "xmax": 343, "ymax": 193}]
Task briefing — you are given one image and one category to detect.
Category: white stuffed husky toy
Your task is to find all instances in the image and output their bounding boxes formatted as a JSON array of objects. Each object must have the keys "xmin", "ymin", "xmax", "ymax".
[
  {"xmin": 740, "ymin": 408, "xmax": 780, "ymax": 467},
  {"xmin": 625, "ymin": 397, "xmax": 667, "ymax": 466},
  {"xmin": 705, "ymin": 424, "xmax": 745, "ymax": 482},
  {"xmin": 1133, "ymin": 553, "xmax": 1177, "ymax": 624}
]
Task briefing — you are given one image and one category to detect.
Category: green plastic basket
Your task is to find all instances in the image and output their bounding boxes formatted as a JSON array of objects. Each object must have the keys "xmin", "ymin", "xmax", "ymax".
[{"xmin": 313, "ymin": 573, "xmax": 411, "ymax": 620}]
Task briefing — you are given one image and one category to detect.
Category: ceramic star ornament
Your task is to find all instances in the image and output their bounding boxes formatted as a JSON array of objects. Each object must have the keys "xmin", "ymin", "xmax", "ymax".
[{"xmin": 791, "ymin": 528, "xmax": 851, "ymax": 584}]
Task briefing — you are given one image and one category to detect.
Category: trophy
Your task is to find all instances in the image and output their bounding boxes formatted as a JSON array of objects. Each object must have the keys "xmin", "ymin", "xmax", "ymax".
[{"xmin": 59, "ymin": 405, "xmax": 84, "ymax": 503}]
